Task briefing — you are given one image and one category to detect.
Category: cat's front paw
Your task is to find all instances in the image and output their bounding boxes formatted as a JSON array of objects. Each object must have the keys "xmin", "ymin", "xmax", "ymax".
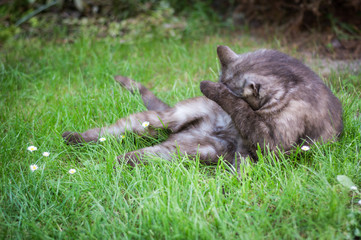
[
  {"xmin": 200, "ymin": 81, "xmax": 226, "ymax": 102},
  {"xmin": 62, "ymin": 131, "xmax": 84, "ymax": 145}
]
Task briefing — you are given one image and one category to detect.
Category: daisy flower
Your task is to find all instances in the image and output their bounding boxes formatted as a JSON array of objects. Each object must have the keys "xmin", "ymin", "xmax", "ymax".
[
  {"xmin": 350, "ymin": 186, "xmax": 358, "ymax": 191},
  {"xmin": 358, "ymin": 200, "xmax": 361, "ymax": 205},
  {"xmin": 69, "ymin": 169, "xmax": 76, "ymax": 174},
  {"xmin": 30, "ymin": 164, "xmax": 39, "ymax": 172},
  {"xmin": 142, "ymin": 121, "xmax": 150, "ymax": 128},
  {"xmin": 121, "ymin": 135, "xmax": 125, "ymax": 140},
  {"xmin": 301, "ymin": 145, "xmax": 310, "ymax": 151},
  {"xmin": 42, "ymin": 152, "xmax": 50, "ymax": 157},
  {"xmin": 99, "ymin": 137, "xmax": 106, "ymax": 142},
  {"xmin": 27, "ymin": 146, "xmax": 38, "ymax": 152}
]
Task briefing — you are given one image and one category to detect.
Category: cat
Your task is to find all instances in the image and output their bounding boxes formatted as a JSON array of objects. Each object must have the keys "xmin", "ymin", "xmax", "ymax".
[
  {"xmin": 63, "ymin": 76, "xmax": 247, "ymax": 166},
  {"xmin": 200, "ymin": 46, "xmax": 343, "ymax": 158},
  {"xmin": 62, "ymin": 46, "xmax": 343, "ymax": 168}
]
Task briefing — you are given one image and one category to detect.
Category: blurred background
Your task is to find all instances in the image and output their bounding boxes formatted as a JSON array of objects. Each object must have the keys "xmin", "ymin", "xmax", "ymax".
[{"xmin": 1, "ymin": 0, "xmax": 361, "ymax": 59}]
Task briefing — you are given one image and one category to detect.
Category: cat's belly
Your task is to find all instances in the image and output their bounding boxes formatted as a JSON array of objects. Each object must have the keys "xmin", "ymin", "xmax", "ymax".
[
  {"xmin": 212, "ymin": 113, "xmax": 247, "ymax": 154},
  {"xmin": 198, "ymin": 98, "xmax": 248, "ymax": 157},
  {"xmin": 174, "ymin": 96, "xmax": 248, "ymax": 158}
]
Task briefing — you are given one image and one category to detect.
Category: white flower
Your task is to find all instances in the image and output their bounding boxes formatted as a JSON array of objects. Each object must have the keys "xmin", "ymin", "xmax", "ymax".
[
  {"xmin": 42, "ymin": 152, "xmax": 50, "ymax": 157},
  {"xmin": 350, "ymin": 186, "xmax": 358, "ymax": 191},
  {"xmin": 30, "ymin": 164, "xmax": 38, "ymax": 172},
  {"xmin": 142, "ymin": 121, "xmax": 150, "ymax": 128},
  {"xmin": 121, "ymin": 135, "xmax": 125, "ymax": 140},
  {"xmin": 69, "ymin": 169, "xmax": 76, "ymax": 174},
  {"xmin": 358, "ymin": 199, "xmax": 361, "ymax": 205},
  {"xmin": 99, "ymin": 137, "xmax": 106, "ymax": 142},
  {"xmin": 301, "ymin": 145, "xmax": 310, "ymax": 151},
  {"xmin": 27, "ymin": 146, "xmax": 38, "ymax": 152}
]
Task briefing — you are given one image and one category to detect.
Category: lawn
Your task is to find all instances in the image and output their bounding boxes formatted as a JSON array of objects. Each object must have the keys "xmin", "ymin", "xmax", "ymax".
[{"xmin": 1, "ymin": 33, "xmax": 361, "ymax": 239}]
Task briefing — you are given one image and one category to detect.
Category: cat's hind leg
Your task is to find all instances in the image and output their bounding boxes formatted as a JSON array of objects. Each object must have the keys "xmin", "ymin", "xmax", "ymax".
[
  {"xmin": 118, "ymin": 131, "xmax": 226, "ymax": 167},
  {"xmin": 114, "ymin": 75, "xmax": 170, "ymax": 111},
  {"xmin": 63, "ymin": 97, "xmax": 212, "ymax": 145},
  {"xmin": 62, "ymin": 76, "xmax": 170, "ymax": 144},
  {"xmin": 62, "ymin": 110, "xmax": 165, "ymax": 144}
]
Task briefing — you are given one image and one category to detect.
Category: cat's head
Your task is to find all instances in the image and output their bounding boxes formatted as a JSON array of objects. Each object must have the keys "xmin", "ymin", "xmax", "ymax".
[{"xmin": 217, "ymin": 45, "xmax": 305, "ymax": 111}]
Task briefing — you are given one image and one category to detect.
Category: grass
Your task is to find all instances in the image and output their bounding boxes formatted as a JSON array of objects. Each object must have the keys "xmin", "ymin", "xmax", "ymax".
[{"xmin": 1, "ymin": 33, "xmax": 361, "ymax": 239}]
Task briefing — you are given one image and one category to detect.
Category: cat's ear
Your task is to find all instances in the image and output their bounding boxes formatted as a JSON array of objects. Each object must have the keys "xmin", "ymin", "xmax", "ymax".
[{"xmin": 217, "ymin": 45, "xmax": 238, "ymax": 67}]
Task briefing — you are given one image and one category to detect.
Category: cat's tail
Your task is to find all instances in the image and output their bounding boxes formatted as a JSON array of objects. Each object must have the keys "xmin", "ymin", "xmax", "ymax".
[{"xmin": 114, "ymin": 75, "xmax": 170, "ymax": 111}]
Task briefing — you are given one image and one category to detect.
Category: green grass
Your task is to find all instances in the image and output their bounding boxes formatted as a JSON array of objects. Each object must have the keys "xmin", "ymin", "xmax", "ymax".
[{"xmin": 1, "ymin": 34, "xmax": 361, "ymax": 239}]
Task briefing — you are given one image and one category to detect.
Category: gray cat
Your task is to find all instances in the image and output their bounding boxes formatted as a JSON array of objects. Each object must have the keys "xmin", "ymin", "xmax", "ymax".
[{"xmin": 62, "ymin": 46, "xmax": 343, "ymax": 167}]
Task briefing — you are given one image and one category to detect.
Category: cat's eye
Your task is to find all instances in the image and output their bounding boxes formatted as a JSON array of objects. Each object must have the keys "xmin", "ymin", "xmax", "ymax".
[{"xmin": 248, "ymin": 82, "xmax": 260, "ymax": 97}]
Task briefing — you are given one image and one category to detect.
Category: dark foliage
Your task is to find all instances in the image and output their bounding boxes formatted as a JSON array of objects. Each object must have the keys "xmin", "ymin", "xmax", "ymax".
[
  {"xmin": 220, "ymin": 0, "xmax": 361, "ymax": 34},
  {"xmin": 1, "ymin": 0, "xmax": 360, "ymax": 58},
  {"xmin": 3, "ymin": 0, "xmax": 360, "ymax": 34}
]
